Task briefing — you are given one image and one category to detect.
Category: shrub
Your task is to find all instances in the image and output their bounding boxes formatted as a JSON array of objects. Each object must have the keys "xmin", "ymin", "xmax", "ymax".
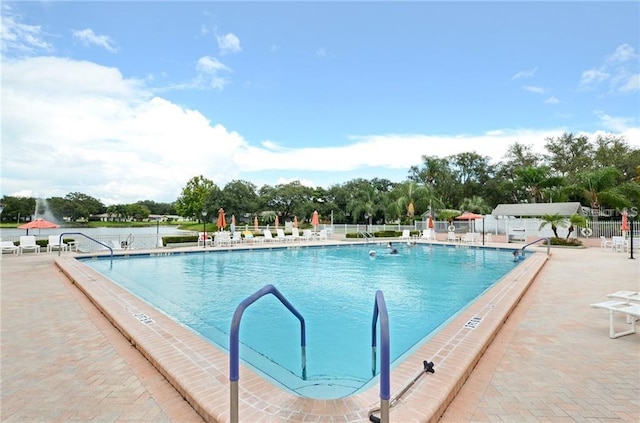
[{"xmin": 543, "ymin": 237, "xmax": 583, "ymax": 247}]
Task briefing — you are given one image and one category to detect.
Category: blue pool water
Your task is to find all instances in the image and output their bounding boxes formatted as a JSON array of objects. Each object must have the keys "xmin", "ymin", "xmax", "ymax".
[{"xmin": 82, "ymin": 243, "xmax": 522, "ymax": 398}]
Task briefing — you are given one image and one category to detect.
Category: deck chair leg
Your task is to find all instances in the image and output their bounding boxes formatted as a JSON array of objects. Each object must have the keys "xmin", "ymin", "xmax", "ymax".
[{"xmin": 609, "ymin": 310, "xmax": 637, "ymax": 338}]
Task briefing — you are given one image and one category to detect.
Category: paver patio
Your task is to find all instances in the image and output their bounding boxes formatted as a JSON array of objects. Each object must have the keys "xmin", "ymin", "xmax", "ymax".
[{"xmin": 1, "ymin": 244, "xmax": 638, "ymax": 422}]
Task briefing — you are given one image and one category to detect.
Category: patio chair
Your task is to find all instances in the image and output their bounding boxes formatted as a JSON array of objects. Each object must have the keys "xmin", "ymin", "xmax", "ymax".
[
  {"xmin": 1, "ymin": 240, "xmax": 19, "ymax": 255},
  {"xmin": 600, "ymin": 236, "xmax": 613, "ymax": 250},
  {"xmin": 590, "ymin": 300, "xmax": 640, "ymax": 338},
  {"xmin": 263, "ymin": 229, "xmax": 276, "ymax": 242},
  {"xmin": 198, "ymin": 232, "xmax": 212, "ymax": 247},
  {"xmin": 47, "ymin": 235, "xmax": 67, "ymax": 253},
  {"xmin": 19, "ymin": 236, "xmax": 41, "ymax": 255},
  {"xmin": 275, "ymin": 229, "xmax": 289, "ymax": 242},
  {"xmin": 447, "ymin": 231, "xmax": 457, "ymax": 242},
  {"xmin": 289, "ymin": 227, "xmax": 302, "ymax": 242},
  {"xmin": 399, "ymin": 229, "xmax": 411, "ymax": 241}
]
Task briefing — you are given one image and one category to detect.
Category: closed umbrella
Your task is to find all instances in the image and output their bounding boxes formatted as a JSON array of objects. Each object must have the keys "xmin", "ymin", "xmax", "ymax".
[
  {"xmin": 311, "ymin": 210, "xmax": 319, "ymax": 232},
  {"xmin": 428, "ymin": 215, "xmax": 434, "ymax": 229},
  {"xmin": 621, "ymin": 210, "xmax": 629, "ymax": 236},
  {"xmin": 254, "ymin": 215, "xmax": 259, "ymax": 232},
  {"xmin": 293, "ymin": 216, "xmax": 298, "ymax": 228},
  {"xmin": 217, "ymin": 208, "xmax": 226, "ymax": 231},
  {"xmin": 230, "ymin": 215, "xmax": 236, "ymax": 235},
  {"xmin": 274, "ymin": 215, "xmax": 279, "ymax": 230}
]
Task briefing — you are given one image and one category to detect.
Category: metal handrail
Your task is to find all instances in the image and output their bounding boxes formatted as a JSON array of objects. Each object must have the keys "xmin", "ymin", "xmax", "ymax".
[
  {"xmin": 229, "ymin": 284, "xmax": 306, "ymax": 423},
  {"xmin": 522, "ymin": 237, "xmax": 551, "ymax": 256},
  {"xmin": 371, "ymin": 290, "xmax": 390, "ymax": 423},
  {"xmin": 58, "ymin": 232, "xmax": 113, "ymax": 258}
]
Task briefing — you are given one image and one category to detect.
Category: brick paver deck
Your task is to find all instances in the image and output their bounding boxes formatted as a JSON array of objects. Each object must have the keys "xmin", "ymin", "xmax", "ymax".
[{"xmin": 1, "ymin": 243, "xmax": 639, "ymax": 422}]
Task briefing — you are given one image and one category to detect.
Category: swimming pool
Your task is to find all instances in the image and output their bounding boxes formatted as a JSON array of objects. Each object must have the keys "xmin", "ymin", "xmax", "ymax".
[{"xmin": 82, "ymin": 243, "xmax": 523, "ymax": 399}]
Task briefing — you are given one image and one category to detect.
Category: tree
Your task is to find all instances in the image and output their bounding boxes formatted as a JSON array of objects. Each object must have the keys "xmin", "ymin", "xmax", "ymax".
[
  {"xmin": 458, "ymin": 196, "xmax": 492, "ymax": 214},
  {"xmin": 0, "ymin": 195, "xmax": 35, "ymax": 223},
  {"xmin": 513, "ymin": 166, "xmax": 563, "ymax": 203},
  {"xmin": 346, "ymin": 182, "xmax": 380, "ymax": 227},
  {"xmin": 393, "ymin": 181, "xmax": 429, "ymax": 222},
  {"xmin": 544, "ymin": 132, "xmax": 593, "ymax": 180},
  {"xmin": 539, "ymin": 213, "xmax": 568, "ymax": 238},
  {"xmin": 65, "ymin": 192, "xmax": 104, "ymax": 221},
  {"xmin": 221, "ymin": 180, "xmax": 259, "ymax": 223},
  {"xmin": 175, "ymin": 175, "xmax": 217, "ymax": 221},
  {"xmin": 566, "ymin": 213, "xmax": 587, "ymax": 240}
]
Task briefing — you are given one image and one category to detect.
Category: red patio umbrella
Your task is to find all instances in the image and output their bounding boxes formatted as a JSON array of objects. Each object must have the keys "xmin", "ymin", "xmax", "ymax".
[
  {"xmin": 18, "ymin": 218, "xmax": 59, "ymax": 235},
  {"xmin": 455, "ymin": 212, "xmax": 483, "ymax": 232},
  {"xmin": 311, "ymin": 210, "xmax": 319, "ymax": 231},
  {"xmin": 428, "ymin": 215, "xmax": 434, "ymax": 229},
  {"xmin": 217, "ymin": 208, "xmax": 226, "ymax": 231}
]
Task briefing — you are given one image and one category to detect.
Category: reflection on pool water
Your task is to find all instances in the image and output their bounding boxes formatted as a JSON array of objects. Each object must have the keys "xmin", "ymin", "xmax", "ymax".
[{"xmin": 82, "ymin": 243, "xmax": 522, "ymax": 398}]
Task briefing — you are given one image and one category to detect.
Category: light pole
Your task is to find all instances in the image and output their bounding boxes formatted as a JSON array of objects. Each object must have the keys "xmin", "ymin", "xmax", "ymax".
[{"xmin": 201, "ymin": 210, "xmax": 208, "ymax": 248}]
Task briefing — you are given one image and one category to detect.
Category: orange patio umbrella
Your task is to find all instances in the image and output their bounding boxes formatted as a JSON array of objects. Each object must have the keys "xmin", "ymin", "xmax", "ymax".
[
  {"xmin": 254, "ymin": 215, "xmax": 259, "ymax": 232},
  {"xmin": 311, "ymin": 210, "xmax": 319, "ymax": 231},
  {"xmin": 428, "ymin": 215, "xmax": 434, "ymax": 229},
  {"xmin": 455, "ymin": 212, "xmax": 483, "ymax": 232},
  {"xmin": 217, "ymin": 208, "xmax": 226, "ymax": 231},
  {"xmin": 274, "ymin": 215, "xmax": 279, "ymax": 229},
  {"xmin": 18, "ymin": 218, "xmax": 59, "ymax": 235},
  {"xmin": 293, "ymin": 216, "xmax": 298, "ymax": 228}
]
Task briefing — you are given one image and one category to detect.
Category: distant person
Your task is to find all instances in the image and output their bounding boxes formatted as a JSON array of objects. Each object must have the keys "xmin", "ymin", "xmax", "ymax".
[{"xmin": 369, "ymin": 250, "xmax": 377, "ymax": 257}]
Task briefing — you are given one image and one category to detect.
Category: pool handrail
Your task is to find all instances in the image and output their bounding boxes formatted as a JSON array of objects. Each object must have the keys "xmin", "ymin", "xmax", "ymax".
[
  {"xmin": 229, "ymin": 284, "xmax": 306, "ymax": 423},
  {"xmin": 370, "ymin": 290, "xmax": 390, "ymax": 423},
  {"xmin": 522, "ymin": 237, "xmax": 551, "ymax": 256},
  {"xmin": 58, "ymin": 232, "xmax": 113, "ymax": 258}
]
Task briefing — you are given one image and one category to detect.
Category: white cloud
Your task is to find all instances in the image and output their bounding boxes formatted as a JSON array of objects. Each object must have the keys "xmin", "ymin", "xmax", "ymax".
[
  {"xmin": 606, "ymin": 43, "xmax": 636, "ymax": 64},
  {"xmin": 512, "ymin": 67, "xmax": 538, "ymax": 79},
  {"xmin": 620, "ymin": 74, "xmax": 640, "ymax": 92},
  {"xmin": 0, "ymin": 5, "xmax": 53, "ymax": 54},
  {"xmin": 72, "ymin": 28, "xmax": 118, "ymax": 52},
  {"xmin": 579, "ymin": 69, "xmax": 609, "ymax": 90},
  {"xmin": 217, "ymin": 32, "xmax": 241, "ymax": 55},
  {"xmin": 522, "ymin": 85, "xmax": 544, "ymax": 94},
  {"xmin": 579, "ymin": 44, "xmax": 639, "ymax": 93},
  {"xmin": 545, "ymin": 96, "xmax": 559, "ymax": 104}
]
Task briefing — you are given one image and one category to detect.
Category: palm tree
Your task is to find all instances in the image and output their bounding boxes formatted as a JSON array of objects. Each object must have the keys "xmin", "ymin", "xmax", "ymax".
[
  {"xmin": 395, "ymin": 182, "xmax": 428, "ymax": 221},
  {"xmin": 566, "ymin": 213, "xmax": 587, "ymax": 240},
  {"xmin": 347, "ymin": 183, "xmax": 379, "ymax": 230},
  {"xmin": 539, "ymin": 213, "xmax": 568, "ymax": 238},
  {"xmin": 458, "ymin": 196, "xmax": 492, "ymax": 214}
]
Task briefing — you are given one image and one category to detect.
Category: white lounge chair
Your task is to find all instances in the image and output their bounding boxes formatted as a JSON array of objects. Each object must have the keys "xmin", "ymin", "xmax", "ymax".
[
  {"xmin": 230, "ymin": 231, "xmax": 242, "ymax": 245},
  {"xmin": 399, "ymin": 230, "xmax": 411, "ymax": 241},
  {"xmin": 47, "ymin": 235, "xmax": 67, "ymax": 253},
  {"xmin": 318, "ymin": 229, "xmax": 328, "ymax": 241},
  {"xmin": 263, "ymin": 229, "xmax": 276, "ymax": 242},
  {"xmin": 590, "ymin": 300, "xmax": 640, "ymax": 338},
  {"xmin": 607, "ymin": 291, "xmax": 640, "ymax": 303},
  {"xmin": 1, "ymin": 240, "xmax": 19, "ymax": 255},
  {"xmin": 198, "ymin": 232, "xmax": 212, "ymax": 247},
  {"xmin": 215, "ymin": 232, "xmax": 232, "ymax": 247},
  {"xmin": 420, "ymin": 229, "xmax": 436, "ymax": 241},
  {"xmin": 301, "ymin": 229, "xmax": 313, "ymax": 241},
  {"xmin": 275, "ymin": 229, "xmax": 289, "ymax": 242},
  {"xmin": 19, "ymin": 236, "xmax": 40, "ymax": 255},
  {"xmin": 447, "ymin": 231, "xmax": 457, "ymax": 242},
  {"xmin": 289, "ymin": 227, "xmax": 302, "ymax": 242}
]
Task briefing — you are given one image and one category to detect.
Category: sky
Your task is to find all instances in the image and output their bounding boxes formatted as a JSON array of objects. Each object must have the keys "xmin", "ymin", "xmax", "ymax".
[{"xmin": 1, "ymin": 1, "xmax": 639, "ymax": 205}]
